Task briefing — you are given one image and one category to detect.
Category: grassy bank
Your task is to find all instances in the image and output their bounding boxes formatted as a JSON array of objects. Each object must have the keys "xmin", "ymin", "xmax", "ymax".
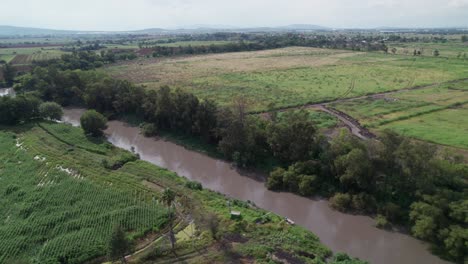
[{"xmin": 0, "ymin": 122, "xmax": 364, "ymax": 263}]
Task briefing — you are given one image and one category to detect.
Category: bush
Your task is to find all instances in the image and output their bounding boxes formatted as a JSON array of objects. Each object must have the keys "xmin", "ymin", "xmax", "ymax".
[
  {"xmin": 80, "ymin": 110, "xmax": 107, "ymax": 136},
  {"xmin": 266, "ymin": 167, "xmax": 285, "ymax": 190},
  {"xmin": 351, "ymin": 193, "xmax": 377, "ymax": 213},
  {"xmin": 141, "ymin": 123, "xmax": 158, "ymax": 137},
  {"xmin": 185, "ymin": 181, "xmax": 203, "ymax": 190},
  {"xmin": 102, "ymin": 153, "xmax": 138, "ymax": 170},
  {"xmin": 375, "ymin": 214, "xmax": 390, "ymax": 229},
  {"xmin": 39, "ymin": 102, "xmax": 63, "ymax": 120},
  {"xmin": 329, "ymin": 193, "xmax": 352, "ymax": 212},
  {"xmin": 298, "ymin": 175, "xmax": 317, "ymax": 196},
  {"xmin": 380, "ymin": 202, "xmax": 402, "ymax": 222}
]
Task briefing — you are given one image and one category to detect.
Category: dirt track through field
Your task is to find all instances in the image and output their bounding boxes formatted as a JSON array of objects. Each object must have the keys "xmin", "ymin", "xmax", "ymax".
[{"xmin": 261, "ymin": 78, "xmax": 468, "ymax": 140}]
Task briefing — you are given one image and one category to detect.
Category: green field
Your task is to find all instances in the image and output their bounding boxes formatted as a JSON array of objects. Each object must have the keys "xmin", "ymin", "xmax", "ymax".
[
  {"xmin": 387, "ymin": 40, "xmax": 468, "ymax": 58},
  {"xmin": 331, "ymin": 80, "xmax": 468, "ymax": 148},
  {"xmin": 381, "ymin": 105, "xmax": 468, "ymax": 149},
  {"xmin": 106, "ymin": 47, "xmax": 468, "ymax": 112},
  {"xmin": 0, "ymin": 122, "xmax": 342, "ymax": 264}
]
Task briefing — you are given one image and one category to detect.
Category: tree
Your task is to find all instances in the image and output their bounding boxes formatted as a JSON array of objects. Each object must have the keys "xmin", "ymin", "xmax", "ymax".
[
  {"xmin": 462, "ymin": 35, "xmax": 467, "ymax": 43},
  {"xmin": 80, "ymin": 110, "xmax": 107, "ymax": 136},
  {"xmin": 217, "ymin": 97, "xmax": 268, "ymax": 167},
  {"xmin": 108, "ymin": 225, "xmax": 130, "ymax": 264},
  {"xmin": 39, "ymin": 102, "xmax": 63, "ymax": 120},
  {"xmin": 2, "ymin": 63, "xmax": 16, "ymax": 86},
  {"xmin": 433, "ymin": 49, "xmax": 440, "ymax": 57},
  {"xmin": 334, "ymin": 148, "xmax": 374, "ymax": 191},
  {"xmin": 0, "ymin": 95, "xmax": 41, "ymax": 125},
  {"xmin": 162, "ymin": 188, "xmax": 176, "ymax": 250},
  {"xmin": 409, "ymin": 201, "xmax": 443, "ymax": 241},
  {"xmin": 267, "ymin": 110, "xmax": 317, "ymax": 163}
]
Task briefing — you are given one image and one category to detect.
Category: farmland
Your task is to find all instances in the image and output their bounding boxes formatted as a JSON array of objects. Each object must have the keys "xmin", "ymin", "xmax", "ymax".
[
  {"xmin": 0, "ymin": 47, "xmax": 66, "ymax": 64},
  {"xmin": 105, "ymin": 47, "xmax": 468, "ymax": 112},
  {"xmin": 0, "ymin": 123, "xmax": 169, "ymax": 263},
  {"xmin": 0, "ymin": 121, "xmax": 342, "ymax": 264}
]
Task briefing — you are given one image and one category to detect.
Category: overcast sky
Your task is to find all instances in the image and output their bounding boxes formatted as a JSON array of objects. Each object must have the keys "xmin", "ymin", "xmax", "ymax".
[{"xmin": 1, "ymin": 0, "xmax": 467, "ymax": 30}]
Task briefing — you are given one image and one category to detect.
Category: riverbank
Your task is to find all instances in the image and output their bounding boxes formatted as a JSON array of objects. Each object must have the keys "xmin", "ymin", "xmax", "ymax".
[
  {"xmin": 0, "ymin": 121, "xmax": 345, "ymax": 263},
  {"xmin": 62, "ymin": 108, "xmax": 450, "ymax": 264}
]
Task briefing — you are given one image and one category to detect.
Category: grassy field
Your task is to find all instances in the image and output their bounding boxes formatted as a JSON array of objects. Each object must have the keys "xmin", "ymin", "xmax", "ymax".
[
  {"xmin": 0, "ymin": 122, "xmax": 345, "ymax": 264},
  {"xmin": 331, "ymin": 80, "xmax": 468, "ymax": 148},
  {"xmin": 105, "ymin": 47, "xmax": 468, "ymax": 112},
  {"xmin": 386, "ymin": 40, "xmax": 468, "ymax": 58}
]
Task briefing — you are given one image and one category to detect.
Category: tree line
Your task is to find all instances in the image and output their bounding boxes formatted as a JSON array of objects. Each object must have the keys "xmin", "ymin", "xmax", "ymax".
[
  {"xmin": 5, "ymin": 57, "xmax": 468, "ymax": 263},
  {"xmin": 148, "ymin": 34, "xmax": 388, "ymax": 57}
]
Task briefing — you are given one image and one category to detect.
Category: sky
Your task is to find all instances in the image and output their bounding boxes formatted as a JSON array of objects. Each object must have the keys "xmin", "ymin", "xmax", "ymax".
[{"xmin": 0, "ymin": 0, "xmax": 467, "ymax": 31}]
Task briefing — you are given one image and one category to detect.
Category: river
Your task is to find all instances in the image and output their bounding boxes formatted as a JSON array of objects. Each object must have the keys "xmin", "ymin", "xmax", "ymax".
[{"xmin": 62, "ymin": 108, "xmax": 448, "ymax": 264}]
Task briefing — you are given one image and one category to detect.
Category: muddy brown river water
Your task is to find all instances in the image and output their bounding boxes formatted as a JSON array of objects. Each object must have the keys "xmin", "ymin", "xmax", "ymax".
[{"xmin": 62, "ymin": 108, "xmax": 449, "ymax": 264}]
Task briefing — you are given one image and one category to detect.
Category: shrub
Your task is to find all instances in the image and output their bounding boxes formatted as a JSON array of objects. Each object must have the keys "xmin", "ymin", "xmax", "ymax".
[
  {"xmin": 351, "ymin": 193, "xmax": 377, "ymax": 213},
  {"xmin": 141, "ymin": 123, "xmax": 158, "ymax": 137},
  {"xmin": 185, "ymin": 181, "xmax": 203, "ymax": 190},
  {"xmin": 80, "ymin": 110, "xmax": 107, "ymax": 136},
  {"xmin": 329, "ymin": 193, "xmax": 352, "ymax": 212},
  {"xmin": 266, "ymin": 167, "xmax": 285, "ymax": 190},
  {"xmin": 298, "ymin": 175, "xmax": 317, "ymax": 196},
  {"xmin": 380, "ymin": 202, "xmax": 402, "ymax": 222},
  {"xmin": 375, "ymin": 214, "xmax": 390, "ymax": 229}
]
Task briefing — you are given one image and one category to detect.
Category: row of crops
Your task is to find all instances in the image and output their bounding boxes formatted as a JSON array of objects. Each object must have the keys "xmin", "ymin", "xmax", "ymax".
[{"xmin": 0, "ymin": 126, "xmax": 169, "ymax": 264}]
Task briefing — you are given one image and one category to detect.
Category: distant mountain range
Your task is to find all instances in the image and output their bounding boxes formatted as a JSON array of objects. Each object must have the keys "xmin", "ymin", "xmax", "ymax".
[
  {"xmin": 0, "ymin": 24, "xmax": 331, "ymax": 36},
  {"xmin": 0, "ymin": 24, "xmax": 466, "ymax": 36}
]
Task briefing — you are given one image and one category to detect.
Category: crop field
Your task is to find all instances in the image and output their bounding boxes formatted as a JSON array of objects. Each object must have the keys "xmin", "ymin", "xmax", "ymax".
[
  {"xmin": 331, "ymin": 80, "xmax": 468, "ymax": 148},
  {"xmin": 106, "ymin": 47, "xmax": 468, "ymax": 112},
  {"xmin": 0, "ymin": 123, "xmax": 169, "ymax": 263},
  {"xmin": 0, "ymin": 47, "xmax": 66, "ymax": 64},
  {"xmin": 0, "ymin": 122, "xmax": 337, "ymax": 263}
]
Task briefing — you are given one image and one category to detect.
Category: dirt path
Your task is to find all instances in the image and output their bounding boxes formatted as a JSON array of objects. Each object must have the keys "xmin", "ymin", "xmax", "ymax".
[
  {"xmin": 260, "ymin": 78, "xmax": 468, "ymax": 140},
  {"xmin": 312, "ymin": 105, "xmax": 374, "ymax": 140}
]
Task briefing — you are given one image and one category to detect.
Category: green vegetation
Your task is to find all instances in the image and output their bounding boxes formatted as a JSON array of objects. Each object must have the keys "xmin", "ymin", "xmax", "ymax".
[
  {"xmin": 5, "ymin": 31, "xmax": 468, "ymax": 263},
  {"xmin": 0, "ymin": 126, "xmax": 168, "ymax": 263},
  {"xmin": 266, "ymin": 129, "xmax": 467, "ymax": 263},
  {"xmin": 0, "ymin": 122, "xmax": 353, "ymax": 263}
]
